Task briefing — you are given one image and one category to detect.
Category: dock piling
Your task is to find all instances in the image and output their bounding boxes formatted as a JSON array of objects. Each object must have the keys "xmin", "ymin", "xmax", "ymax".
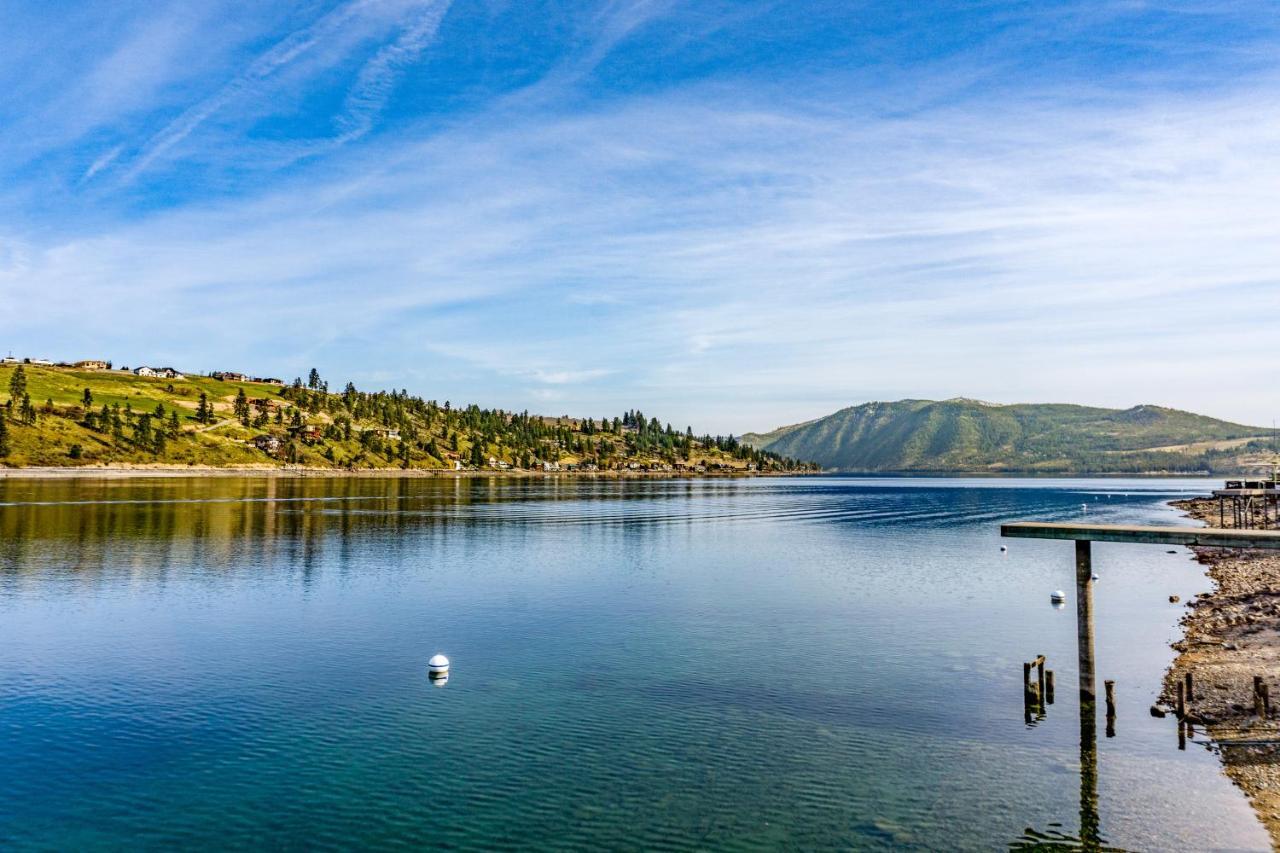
[{"xmin": 1075, "ymin": 540, "xmax": 1095, "ymax": 703}]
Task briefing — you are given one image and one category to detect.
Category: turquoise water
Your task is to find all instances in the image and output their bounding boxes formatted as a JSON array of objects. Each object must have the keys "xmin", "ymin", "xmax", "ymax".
[{"xmin": 0, "ymin": 476, "xmax": 1267, "ymax": 850}]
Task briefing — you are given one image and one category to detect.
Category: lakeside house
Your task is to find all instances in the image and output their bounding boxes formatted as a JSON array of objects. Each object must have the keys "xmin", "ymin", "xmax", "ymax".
[
  {"xmin": 134, "ymin": 366, "xmax": 184, "ymax": 379},
  {"xmin": 74, "ymin": 360, "xmax": 109, "ymax": 370},
  {"xmin": 211, "ymin": 371, "xmax": 247, "ymax": 382}
]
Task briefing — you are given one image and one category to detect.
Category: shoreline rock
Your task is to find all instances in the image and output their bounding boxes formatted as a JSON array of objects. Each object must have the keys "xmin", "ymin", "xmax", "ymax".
[{"xmin": 1167, "ymin": 496, "xmax": 1280, "ymax": 848}]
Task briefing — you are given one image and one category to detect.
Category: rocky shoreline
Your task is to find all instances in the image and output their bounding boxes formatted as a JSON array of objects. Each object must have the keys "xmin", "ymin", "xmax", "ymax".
[{"xmin": 1165, "ymin": 496, "xmax": 1280, "ymax": 847}]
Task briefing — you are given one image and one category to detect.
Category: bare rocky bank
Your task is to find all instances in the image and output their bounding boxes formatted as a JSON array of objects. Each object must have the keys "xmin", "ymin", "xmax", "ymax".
[{"xmin": 1165, "ymin": 496, "xmax": 1280, "ymax": 847}]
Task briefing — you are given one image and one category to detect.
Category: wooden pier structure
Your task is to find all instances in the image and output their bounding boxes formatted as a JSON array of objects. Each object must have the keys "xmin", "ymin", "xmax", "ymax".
[
  {"xmin": 1001, "ymin": 521, "xmax": 1280, "ymax": 847},
  {"xmin": 1001, "ymin": 522, "xmax": 1280, "ymax": 702},
  {"xmin": 1214, "ymin": 481, "xmax": 1280, "ymax": 529}
]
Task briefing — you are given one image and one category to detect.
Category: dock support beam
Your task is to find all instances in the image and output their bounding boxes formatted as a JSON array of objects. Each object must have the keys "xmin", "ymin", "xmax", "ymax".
[{"xmin": 1075, "ymin": 540, "xmax": 1096, "ymax": 702}]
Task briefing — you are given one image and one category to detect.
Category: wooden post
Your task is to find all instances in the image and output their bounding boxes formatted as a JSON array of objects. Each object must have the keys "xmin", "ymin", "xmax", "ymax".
[
  {"xmin": 1075, "ymin": 540, "xmax": 1096, "ymax": 702},
  {"xmin": 1104, "ymin": 680, "xmax": 1116, "ymax": 717},
  {"xmin": 1184, "ymin": 672, "xmax": 1193, "ymax": 702},
  {"xmin": 1176, "ymin": 681, "xmax": 1185, "ymax": 720},
  {"xmin": 1037, "ymin": 655, "xmax": 1046, "ymax": 701},
  {"xmin": 1046, "ymin": 670, "xmax": 1055, "ymax": 705},
  {"xmin": 1254, "ymin": 676, "xmax": 1265, "ymax": 718}
]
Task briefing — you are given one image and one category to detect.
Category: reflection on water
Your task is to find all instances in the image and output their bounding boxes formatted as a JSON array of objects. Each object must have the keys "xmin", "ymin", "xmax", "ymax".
[{"xmin": 0, "ymin": 476, "xmax": 1269, "ymax": 850}]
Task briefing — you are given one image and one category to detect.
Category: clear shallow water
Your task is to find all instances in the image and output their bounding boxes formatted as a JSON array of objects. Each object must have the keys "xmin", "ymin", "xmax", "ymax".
[{"xmin": 0, "ymin": 475, "xmax": 1267, "ymax": 850}]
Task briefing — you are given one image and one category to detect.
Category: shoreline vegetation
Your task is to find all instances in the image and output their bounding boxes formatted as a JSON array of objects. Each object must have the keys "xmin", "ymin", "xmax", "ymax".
[
  {"xmin": 1166, "ymin": 496, "xmax": 1280, "ymax": 846},
  {"xmin": 0, "ymin": 362, "xmax": 816, "ymax": 475},
  {"xmin": 0, "ymin": 464, "xmax": 811, "ymax": 480}
]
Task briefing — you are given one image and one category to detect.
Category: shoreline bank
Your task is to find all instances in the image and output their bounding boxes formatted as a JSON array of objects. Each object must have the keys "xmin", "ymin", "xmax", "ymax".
[{"xmin": 1166, "ymin": 496, "xmax": 1280, "ymax": 847}]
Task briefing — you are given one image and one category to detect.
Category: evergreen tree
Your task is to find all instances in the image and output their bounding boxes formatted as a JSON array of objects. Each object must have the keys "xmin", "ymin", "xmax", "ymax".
[
  {"xmin": 168, "ymin": 411, "xmax": 180, "ymax": 438},
  {"xmin": 135, "ymin": 414, "xmax": 152, "ymax": 447},
  {"xmin": 0, "ymin": 415, "xmax": 8, "ymax": 457},
  {"xmin": 152, "ymin": 429, "xmax": 166, "ymax": 455},
  {"xmin": 20, "ymin": 393, "xmax": 35, "ymax": 425},
  {"xmin": 82, "ymin": 387, "xmax": 93, "ymax": 408},
  {"xmin": 308, "ymin": 368, "xmax": 321, "ymax": 390},
  {"xmin": 8, "ymin": 365, "xmax": 26, "ymax": 402}
]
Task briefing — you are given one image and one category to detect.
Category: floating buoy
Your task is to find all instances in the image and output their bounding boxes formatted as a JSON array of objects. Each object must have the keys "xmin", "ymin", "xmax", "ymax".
[
  {"xmin": 1000, "ymin": 545, "xmax": 1008, "ymax": 552},
  {"xmin": 1091, "ymin": 573, "xmax": 1099, "ymax": 581},
  {"xmin": 428, "ymin": 653, "xmax": 450, "ymax": 675},
  {"xmin": 1051, "ymin": 590, "xmax": 1067, "ymax": 604}
]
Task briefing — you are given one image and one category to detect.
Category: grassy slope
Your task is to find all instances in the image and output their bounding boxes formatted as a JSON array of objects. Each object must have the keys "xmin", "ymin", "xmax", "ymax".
[
  {"xmin": 0, "ymin": 365, "xmax": 790, "ymax": 471},
  {"xmin": 742, "ymin": 399, "xmax": 1274, "ymax": 473}
]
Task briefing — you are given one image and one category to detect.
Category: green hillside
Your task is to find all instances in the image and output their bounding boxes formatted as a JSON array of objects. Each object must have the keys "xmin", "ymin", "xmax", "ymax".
[
  {"xmin": 742, "ymin": 398, "xmax": 1275, "ymax": 474},
  {"xmin": 0, "ymin": 363, "xmax": 814, "ymax": 473}
]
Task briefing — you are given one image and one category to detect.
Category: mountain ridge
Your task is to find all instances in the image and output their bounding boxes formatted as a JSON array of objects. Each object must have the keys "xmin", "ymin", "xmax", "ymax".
[{"xmin": 742, "ymin": 399, "xmax": 1275, "ymax": 474}]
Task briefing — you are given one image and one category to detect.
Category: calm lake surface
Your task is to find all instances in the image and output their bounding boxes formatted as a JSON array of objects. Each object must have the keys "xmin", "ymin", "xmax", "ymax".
[{"xmin": 0, "ymin": 475, "xmax": 1267, "ymax": 850}]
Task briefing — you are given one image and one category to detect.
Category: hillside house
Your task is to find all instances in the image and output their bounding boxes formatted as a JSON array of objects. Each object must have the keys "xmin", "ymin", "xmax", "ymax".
[
  {"xmin": 134, "ymin": 366, "xmax": 184, "ymax": 379},
  {"xmin": 211, "ymin": 371, "xmax": 247, "ymax": 382},
  {"xmin": 0, "ymin": 356, "xmax": 17, "ymax": 364},
  {"xmin": 253, "ymin": 377, "xmax": 284, "ymax": 385},
  {"xmin": 74, "ymin": 360, "xmax": 109, "ymax": 370},
  {"xmin": 291, "ymin": 426, "xmax": 323, "ymax": 444},
  {"xmin": 253, "ymin": 435, "xmax": 283, "ymax": 454},
  {"xmin": 27, "ymin": 358, "xmax": 52, "ymax": 366}
]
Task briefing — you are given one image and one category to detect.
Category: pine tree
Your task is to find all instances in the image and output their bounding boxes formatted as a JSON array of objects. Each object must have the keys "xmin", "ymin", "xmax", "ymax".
[
  {"xmin": 135, "ymin": 414, "xmax": 152, "ymax": 447},
  {"xmin": 0, "ymin": 415, "xmax": 8, "ymax": 457},
  {"xmin": 82, "ymin": 388, "xmax": 93, "ymax": 408},
  {"xmin": 8, "ymin": 365, "xmax": 26, "ymax": 403}
]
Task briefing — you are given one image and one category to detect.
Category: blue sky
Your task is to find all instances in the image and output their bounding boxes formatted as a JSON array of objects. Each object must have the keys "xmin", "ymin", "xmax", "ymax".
[{"xmin": 2, "ymin": 1, "xmax": 1279, "ymax": 433}]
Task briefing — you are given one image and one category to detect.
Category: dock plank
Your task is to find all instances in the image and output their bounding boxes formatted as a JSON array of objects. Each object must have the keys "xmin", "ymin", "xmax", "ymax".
[{"xmin": 1000, "ymin": 522, "xmax": 1280, "ymax": 550}]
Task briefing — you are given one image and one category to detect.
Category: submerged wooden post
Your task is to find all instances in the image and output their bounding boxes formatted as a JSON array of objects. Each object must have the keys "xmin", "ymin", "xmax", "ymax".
[
  {"xmin": 1075, "ymin": 540, "xmax": 1096, "ymax": 702},
  {"xmin": 1046, "ymin": 670, "xmax": 1055, "ymax": 705},
  {"xmin": 1104, "ymin": 680, "xmax": 1115, "ymax": 717},
  {"xmin": 1037, "ymin": 655, "xmax": 1046, "ymax": 701}
]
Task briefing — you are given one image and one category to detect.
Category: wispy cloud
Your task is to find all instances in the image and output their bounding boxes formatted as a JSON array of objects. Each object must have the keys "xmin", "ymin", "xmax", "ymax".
[{"xmin": 336, "ymin": 0, "xmax": 453, "ymax": 142}]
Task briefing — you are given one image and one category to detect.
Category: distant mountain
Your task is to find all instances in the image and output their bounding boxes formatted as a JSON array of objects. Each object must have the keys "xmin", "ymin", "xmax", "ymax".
[{"xmin": 742, "ymin": 399, "xmax": 1275, "ymax": 474}]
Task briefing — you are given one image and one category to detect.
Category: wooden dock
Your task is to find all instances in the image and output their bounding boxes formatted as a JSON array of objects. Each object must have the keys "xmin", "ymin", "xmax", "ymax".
[
  {"xmin": 1002, "ymin": 521, "xmax": 1280, "ymax": 549},
  {"xmin": 1001, "ymin": 520, "xmax": 1280, "ymax": 846}
]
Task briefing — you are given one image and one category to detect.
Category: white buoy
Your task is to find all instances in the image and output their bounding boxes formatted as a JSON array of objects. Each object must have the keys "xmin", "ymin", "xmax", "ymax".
[
  {"xmin": 428, "ymin": 653, "xmax": 450, "ymax": 675},
  {"xmin": 1051, "ymin": 590, "xmax": 1067, "ymax": 604}
]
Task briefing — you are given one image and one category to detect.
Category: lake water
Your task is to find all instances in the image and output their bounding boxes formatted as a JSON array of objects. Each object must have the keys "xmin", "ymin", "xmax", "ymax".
[{"xmin": 0, "ymin": 475, "xmax": 1267, "ymax": 850}]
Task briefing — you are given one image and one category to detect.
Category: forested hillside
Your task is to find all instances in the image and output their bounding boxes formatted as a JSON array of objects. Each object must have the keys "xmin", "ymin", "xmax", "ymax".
[{"xmin": 0, "ymin": 363, "xmax": 814, "ymax": 472}]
